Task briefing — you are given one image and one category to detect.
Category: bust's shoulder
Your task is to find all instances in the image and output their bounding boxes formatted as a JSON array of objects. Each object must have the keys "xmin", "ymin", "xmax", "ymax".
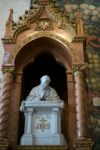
[
  {"xmin": 31, "ymin": 85, "xmax": 39, "ymax": 92},
  {"xmin": 49, "ymin": 87, "xmax": 56, "ymax": 92}
]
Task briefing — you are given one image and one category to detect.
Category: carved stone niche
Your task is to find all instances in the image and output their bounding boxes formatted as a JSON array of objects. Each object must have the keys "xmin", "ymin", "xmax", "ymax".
[{"xmin": 20, "ymin": 100, "xmax": 67, "ymax": 146}]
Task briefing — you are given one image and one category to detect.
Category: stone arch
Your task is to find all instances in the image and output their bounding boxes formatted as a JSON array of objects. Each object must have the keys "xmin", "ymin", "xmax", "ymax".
[
  {"xmin": 12, "ymin": 34, "xmax": 72, "ymax": 144},
  {"xmin": 9, "ymin": 32, "xmax": 75, "ymax": 71}
]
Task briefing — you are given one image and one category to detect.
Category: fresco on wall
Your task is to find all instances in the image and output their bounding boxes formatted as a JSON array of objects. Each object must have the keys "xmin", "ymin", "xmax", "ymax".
[
  {"xmin": 57, "ymin": 0, "xmax": 100, "ymax": 6},
  {"xmin": 58, "ymin": 1, "xmax": 100, "ymax": 150}
]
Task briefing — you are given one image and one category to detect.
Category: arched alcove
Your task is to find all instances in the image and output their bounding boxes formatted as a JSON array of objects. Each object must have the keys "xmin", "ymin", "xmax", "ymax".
[
  {"xmin": 14, "ymin": 36, "xmax": 73, "ymax": 71},
  {"xmin": 18, "ymin": 52, "xmax": 68, "ymax": 144}
]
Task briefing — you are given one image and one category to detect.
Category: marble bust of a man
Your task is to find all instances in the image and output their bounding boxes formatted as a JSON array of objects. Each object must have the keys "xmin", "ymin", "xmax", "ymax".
[{"xmin": 26, "ymin": 75, "xmax": 60, "ymax": 101}]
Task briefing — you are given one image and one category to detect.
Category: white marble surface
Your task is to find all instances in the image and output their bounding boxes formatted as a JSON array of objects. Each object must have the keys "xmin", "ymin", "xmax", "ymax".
[{"xmin": 20, "ymin": 100, "xmax": 66, "ymax": 145}]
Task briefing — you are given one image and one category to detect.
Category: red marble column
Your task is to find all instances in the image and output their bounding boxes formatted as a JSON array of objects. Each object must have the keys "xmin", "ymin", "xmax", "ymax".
[
  {"xmin": 0, "ymin": 65, "xmax": 14, "ymax": 144},
  {"xmin": 66, "ymin": 71, "xmax": 76, "ymax": 150},
  {"xmin": 72, "ymin": 64, "xmax": 93, "ymax": 150},
  {"xmin": 8, "ymin": 72, "xmax": 23, "ymax": 148},
  {"xmin": 73, "ymin": 64, "xmax": 88, "ymax": 139}
]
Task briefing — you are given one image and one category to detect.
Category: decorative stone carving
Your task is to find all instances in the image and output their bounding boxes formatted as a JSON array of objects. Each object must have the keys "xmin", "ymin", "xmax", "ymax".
[
  {"xmin": 35, "ymin": 19, "xmax": 53, "ymax": 31},
  {"xmin": 2, "ymin": 0, "xmax": 76, "ymax": 44},
  {"xmin": 1, "ymin": 65, "xmax": 15, "ymax": 74},
  {"xmin": 47, "ymin": 1, "xmax": 76, "ymax": 37},
  {"xmin": 72, "ymin": 64, "xmax": 88, "ymax": 77}
]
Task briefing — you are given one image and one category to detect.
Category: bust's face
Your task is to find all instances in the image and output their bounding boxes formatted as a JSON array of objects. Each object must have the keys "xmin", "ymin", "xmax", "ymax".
[{"xmin": 41, "ymin": 78, "xmax": 49, "ymax": 89}]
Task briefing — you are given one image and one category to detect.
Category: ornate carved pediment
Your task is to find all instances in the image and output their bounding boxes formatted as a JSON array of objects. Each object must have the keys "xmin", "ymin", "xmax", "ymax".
[{"xmin": 2, "ymin": 0, "xmax": 76, "ymax": 43}]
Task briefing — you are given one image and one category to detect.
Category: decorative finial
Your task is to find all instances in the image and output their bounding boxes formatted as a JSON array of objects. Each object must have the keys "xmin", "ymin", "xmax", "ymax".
[
  {"xmin": 4, "ymin": 9, "xmax": 13, "ymax": 38},
  {"xmin": 76, "ymin": 8, "xmax": 84, "ymax": 36}
]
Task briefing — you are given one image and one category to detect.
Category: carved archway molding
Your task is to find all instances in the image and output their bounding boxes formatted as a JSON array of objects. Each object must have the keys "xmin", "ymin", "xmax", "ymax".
[{"xmin": 8, "ymin": 31, "xmax": 76, "ymax": 71}]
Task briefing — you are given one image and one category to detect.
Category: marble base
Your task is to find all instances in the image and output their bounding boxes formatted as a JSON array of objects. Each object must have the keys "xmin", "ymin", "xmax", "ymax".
[
  {"xmin": 17, "ymin": 145, "xmax": 68, "ymax": 150},
  {"xmin": 73, "ymin": 138, "xmax": 94, "ymax": 150},
  {"xmin": 20, "ymin": 100, "xmax": 67, "ymax": 145},
  {"xmin": 21, "ymin": 134, "xmax": 33, "ymax": 145},
  {"xmin": 33, "ymin": 134, "xmax": 66, "ymax": 145},
  {"xmin": 21, "ymin": 134, "xmax": 66, "ymax": 145}
]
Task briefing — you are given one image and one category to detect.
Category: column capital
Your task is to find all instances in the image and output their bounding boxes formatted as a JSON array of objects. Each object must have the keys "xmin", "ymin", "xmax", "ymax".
[
  {"xmin": 2, "ymin": 65, "xmax": 15, "ymax": 75},
  {"xmin": 72, "ymin": 64, "xmax": 88, "ymax": 76}
]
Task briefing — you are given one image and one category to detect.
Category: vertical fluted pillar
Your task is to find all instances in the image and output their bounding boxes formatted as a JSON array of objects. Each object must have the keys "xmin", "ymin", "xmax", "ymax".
[
  {"xmin": 0, "ymin": 65, "xmax": 14, "ymax": 143},
  {"xmin": 73, "ymin": 64, "xmax": 88, "ymax": 139}
]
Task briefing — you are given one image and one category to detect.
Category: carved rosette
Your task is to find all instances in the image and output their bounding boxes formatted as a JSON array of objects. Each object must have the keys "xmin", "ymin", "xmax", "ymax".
[
  {"xmin": 0, "ymin": 65, "xmax": 15, "ymax": 142},
  {"xmin": 73, "ymin": 64, "xmax": 88, "ymax": 139}
]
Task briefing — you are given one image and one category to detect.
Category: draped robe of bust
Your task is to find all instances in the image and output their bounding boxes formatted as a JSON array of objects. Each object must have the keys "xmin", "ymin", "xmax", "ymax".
[{"xmin": 26, "ymin": 85, "xmax": 60, "ymax": 101}]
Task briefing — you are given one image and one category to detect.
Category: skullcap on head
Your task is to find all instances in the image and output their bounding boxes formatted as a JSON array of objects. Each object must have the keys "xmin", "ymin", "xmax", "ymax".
[{"xmin": 40, "ymin": 75, "xmax": 51, "ymax": 83}]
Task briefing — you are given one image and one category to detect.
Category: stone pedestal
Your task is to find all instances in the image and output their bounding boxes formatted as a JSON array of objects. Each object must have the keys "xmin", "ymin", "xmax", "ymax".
[{"xmin": 20, "ymin": 100, "xmax": 67, "ymax": 145}]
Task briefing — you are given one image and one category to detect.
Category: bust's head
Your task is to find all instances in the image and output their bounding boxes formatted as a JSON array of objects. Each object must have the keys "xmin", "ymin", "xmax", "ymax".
[{"xmin": 40, "ymin": 75, "xmax": 51, "ymax": 89}]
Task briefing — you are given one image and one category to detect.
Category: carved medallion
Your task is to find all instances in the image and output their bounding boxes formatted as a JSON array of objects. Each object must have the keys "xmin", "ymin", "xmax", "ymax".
[{"xmin": 35, "ymin": 19, "xmax": 53, "ymax": 31}]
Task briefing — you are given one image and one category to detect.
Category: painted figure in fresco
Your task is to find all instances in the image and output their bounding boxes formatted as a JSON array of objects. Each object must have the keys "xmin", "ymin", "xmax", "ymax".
[{"xmin": 26, "ymin": 75, "xmax": 60, "ymax": 101}]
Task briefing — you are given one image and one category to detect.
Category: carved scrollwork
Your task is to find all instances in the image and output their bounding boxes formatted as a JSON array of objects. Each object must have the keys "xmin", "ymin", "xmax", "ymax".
[
  {"xmin": 72, "ymin": 64, "xmax": 88, "ymax": 77},
  {"xmin": 46, "ymin": 1, "xmax": 76, "ymax": 38},
  {"xmin": 11, "ymin": 0, "xmax": 41, "ymax": 38}
]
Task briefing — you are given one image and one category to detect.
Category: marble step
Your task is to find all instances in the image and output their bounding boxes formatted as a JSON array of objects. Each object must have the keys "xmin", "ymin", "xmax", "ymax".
[{"xmin": 16, "ymin": 145, "xmax": 68, "ymax": 150}]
